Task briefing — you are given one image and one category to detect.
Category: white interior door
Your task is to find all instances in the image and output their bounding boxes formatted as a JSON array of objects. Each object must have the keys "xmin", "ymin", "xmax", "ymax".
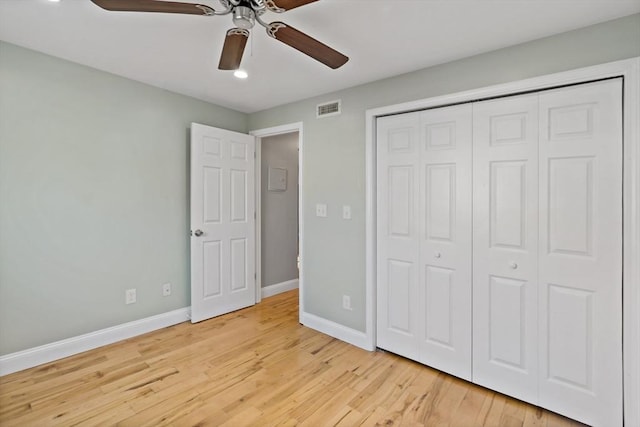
[
  {"xmin": 418, "ymin": 105, "xmax": 472, "ymax": 380},
  {"xmin": 472, "ymin": 94, "xmax": 539, "ymax": 403},
  {"xmin": 537, "ymin": 79, "xmax": 623, "ymax": 426},
  {"xmin": 376, "ymin": 106, "xmax": 473, "ymax": 380},
  {"xmin": 376, "ymin": 112, "xmax": 421, "ymax": 360},
  {"xmin": 190, "ymin": 123, "xmax": 256, "ymax": 323}
]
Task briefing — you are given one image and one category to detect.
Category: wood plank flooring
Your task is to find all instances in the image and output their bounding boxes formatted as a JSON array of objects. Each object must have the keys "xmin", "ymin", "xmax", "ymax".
[{"xmin": 0, "ymin": 290, "xmax": 585, "ymax": 426}]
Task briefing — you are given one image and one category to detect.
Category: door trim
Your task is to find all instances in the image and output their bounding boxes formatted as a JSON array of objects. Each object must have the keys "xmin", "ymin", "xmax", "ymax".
[
  {"xmin": 365, "ymin": 57, "xmax": 640, "ymax": 426},
  {"xmin": 250, "ymin": 123, "xmax": 303, "ymax": 317}
]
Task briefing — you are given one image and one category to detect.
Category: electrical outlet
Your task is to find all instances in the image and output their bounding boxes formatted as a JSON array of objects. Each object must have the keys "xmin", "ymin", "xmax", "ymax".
[
  {"xmin": 162, "ymin": 283, "xmax": 171, "ymax": 297},
  {"xmin": 342, "ymin": 295, "xmax": 352, "ymax": 311},
  {"xmin": 125, "ymin": 288, "xmax": 137, "ymax": 305}
]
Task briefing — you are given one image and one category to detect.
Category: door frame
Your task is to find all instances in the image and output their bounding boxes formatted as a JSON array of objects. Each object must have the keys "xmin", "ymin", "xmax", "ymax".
[
  {"xmin": 364, "ymin": 57, "xmax": 640, "ymax": 426},
  {"xmin": 250, "ymin": 123, "xmax": 304, "ymax": 315}
]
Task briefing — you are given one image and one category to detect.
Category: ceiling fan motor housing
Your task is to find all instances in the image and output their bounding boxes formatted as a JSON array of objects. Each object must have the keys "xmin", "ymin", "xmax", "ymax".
[{"xmin": 233, "ymin": 6, "xmax": 256, "ymax": 29}]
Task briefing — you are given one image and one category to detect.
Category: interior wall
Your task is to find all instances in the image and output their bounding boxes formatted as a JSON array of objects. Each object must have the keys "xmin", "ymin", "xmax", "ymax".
[
  {"xmin": 260, "ymin": 133, "xmax": 299, "ymax": 288},
  {"xmin": 248, "ymin": 13, "xmax": 640, "ymax": 333},
  {"xmin": 0, "ymin": 41, "xmax": 247, "ymax": 356}
]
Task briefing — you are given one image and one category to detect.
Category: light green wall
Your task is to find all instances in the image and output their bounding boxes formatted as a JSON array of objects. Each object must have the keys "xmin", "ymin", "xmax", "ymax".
[
  {"xmin": 0, "ymin": 41, "xmax": 247, "ymax": 355},
  {"xmin": 248, "ymin": 13, "xmax": 640, "ymax": 332}
]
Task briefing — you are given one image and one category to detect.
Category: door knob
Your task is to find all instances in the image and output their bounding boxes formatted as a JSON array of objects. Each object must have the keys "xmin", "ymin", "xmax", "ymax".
[
  {"xmin": 510, "ymin": 262, "xmax": 518, "ymax": 269},
  {"xmin": 194, "ymin": 229, "xmax": 204, "ymax": 237},
  {"xmin": 434, "ymin": 252, "xmax": 441, "ymax": 259}
]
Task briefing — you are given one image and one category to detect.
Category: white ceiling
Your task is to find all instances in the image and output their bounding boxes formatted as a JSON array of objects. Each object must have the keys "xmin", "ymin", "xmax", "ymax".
[{"xmin": 1, "ymin": 0, "xmax": 638, "ymax": 113}]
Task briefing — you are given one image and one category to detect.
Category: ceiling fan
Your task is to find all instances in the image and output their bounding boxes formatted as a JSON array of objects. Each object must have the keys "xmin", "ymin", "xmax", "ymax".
[{"xmin": 89, "ymin": 0, "xmax": 349, "ymax": 71}]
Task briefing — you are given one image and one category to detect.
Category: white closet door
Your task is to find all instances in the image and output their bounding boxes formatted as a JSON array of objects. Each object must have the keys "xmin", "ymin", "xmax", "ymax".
[
  {"xmin": 472, "ymin": 94, "xmax": 540, "ymax": 403},
  {"xmin": 538, "ymin": 79, "xmax": 623, "ymax": 427},
  {"xmin": 417, "ymin": 105, "xmax": 472, "ymax": 380},
  {"xmin": 376, "ymin": 112, "xmax": 421, "ymax": 360}
]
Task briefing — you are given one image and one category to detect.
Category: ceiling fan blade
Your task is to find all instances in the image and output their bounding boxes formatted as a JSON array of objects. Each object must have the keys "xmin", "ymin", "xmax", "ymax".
[
  {"xmin": 266, "ymin": 22, "xmax": 348, "ymax": 69},
  {"xmin": 218, "ymin": 29, "xmax": 249, "ymax": 70},
  {"xmin": 90, "ymin": 0, "xmax": 215, "ymax": 15},
  {"xmin": 265, "ymin": 0, "xmax": 319, "ymax": 12}
]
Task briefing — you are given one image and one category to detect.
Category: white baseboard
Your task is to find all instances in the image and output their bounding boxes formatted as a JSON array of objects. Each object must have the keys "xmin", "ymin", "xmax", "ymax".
[
  {"xmin": 261, "ymin": 279, "xmax": 299, "ymax": 299},
  {"xmin": 301, "ymin": 311, "xmax": 373, "ymax": 351},
  {"xmin": 0, "ymin": 307, "xmax": 190, "ymax": 376}
]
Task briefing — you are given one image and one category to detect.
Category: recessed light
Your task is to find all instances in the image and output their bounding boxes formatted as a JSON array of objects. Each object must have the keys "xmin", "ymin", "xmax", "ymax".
[
  {"xmin": 233, "ymin": 70, "xmax": 248, "ymax": 79},
  {"xmin": 47, "ymin": 0, "xmax": 61, "ymax": 2}
]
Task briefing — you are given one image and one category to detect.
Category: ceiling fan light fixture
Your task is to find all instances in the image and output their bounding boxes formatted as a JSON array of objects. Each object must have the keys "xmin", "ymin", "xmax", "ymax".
[
  {"xmin": 232, "ymin": 6, "xmax": 255, "ymax": 30},
  {"xmin": 234, "ymin": 69, "xmax": 248, "ymax": 79}
]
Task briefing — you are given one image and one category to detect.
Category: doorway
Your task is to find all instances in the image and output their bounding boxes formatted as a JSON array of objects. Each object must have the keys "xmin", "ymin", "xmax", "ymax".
[{"xmin": 251, "ymin": 123, "xmax": 304, "ymax": 314}]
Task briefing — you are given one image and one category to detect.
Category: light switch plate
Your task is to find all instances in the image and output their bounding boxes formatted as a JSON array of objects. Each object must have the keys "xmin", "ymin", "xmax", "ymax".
[
  {"xmin": 316, "ymin": 203, "xmax": 327, "ymax": 217},
  {"xmin": 342, "ymin": 205, "xmax": 352, "ymax": 220}
]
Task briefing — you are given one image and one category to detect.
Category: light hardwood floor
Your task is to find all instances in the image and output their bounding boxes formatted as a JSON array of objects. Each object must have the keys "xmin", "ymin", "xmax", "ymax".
[{"xmin": 0, "ymin": 290, "xmax": 585, "ymax": 426}]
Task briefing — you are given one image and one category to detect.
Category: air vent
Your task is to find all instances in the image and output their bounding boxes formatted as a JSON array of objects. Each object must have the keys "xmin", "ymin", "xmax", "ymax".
[{"xmin": 316, "ymin": 100, "xmax": 341, "ymax": 118}]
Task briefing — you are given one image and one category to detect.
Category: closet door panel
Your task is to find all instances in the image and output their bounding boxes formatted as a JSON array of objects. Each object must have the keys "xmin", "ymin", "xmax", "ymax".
[
  {"xmin": 538, "ymin": 79, "xmax": 622, "ymax": 427},
  {"xmin": 418, "ymin": 104, "xmax": 472, "ymax": 380},
  {"xmin": 472, "ymin": 94, "xmax": 539, "ymax": 404},
  {"xmin": 376, "ymin": 113, "xmax": 421, "ymax": 360}
]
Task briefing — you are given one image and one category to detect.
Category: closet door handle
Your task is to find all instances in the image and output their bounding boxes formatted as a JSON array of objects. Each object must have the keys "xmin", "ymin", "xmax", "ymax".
[
  {"xmin": 434, "ymin": 252, "xmax": 441, "ymax": 259},
  {"xmin": 509, "ymin": 262, "xmax": 518, "ymax": 269}
]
